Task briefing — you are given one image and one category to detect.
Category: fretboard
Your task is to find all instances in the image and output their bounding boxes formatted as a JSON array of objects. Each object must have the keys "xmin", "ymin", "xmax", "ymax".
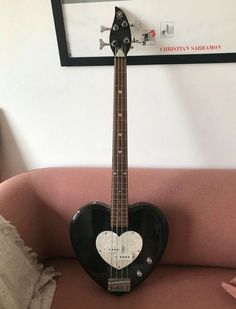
[{"xmin": 111, "ymin": 51, "xmax": 128, "ymax": 228}]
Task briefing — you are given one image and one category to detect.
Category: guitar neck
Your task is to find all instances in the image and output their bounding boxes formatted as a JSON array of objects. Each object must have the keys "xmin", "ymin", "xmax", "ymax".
[{"xmin": 111, "ymin": 50, "xmax": 128, "ymax": 228}]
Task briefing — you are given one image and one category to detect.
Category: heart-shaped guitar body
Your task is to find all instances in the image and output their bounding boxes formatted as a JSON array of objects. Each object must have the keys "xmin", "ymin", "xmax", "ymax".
[{"xmin": 70, "ymin": 202, "xmax": 169, "ymax": 295}]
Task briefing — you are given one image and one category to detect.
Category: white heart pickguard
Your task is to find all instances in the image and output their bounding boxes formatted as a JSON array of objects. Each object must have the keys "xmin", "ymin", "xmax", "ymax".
[{"xmin": 96, "ymin": 231, "xmax": 143, "ymax": 270}]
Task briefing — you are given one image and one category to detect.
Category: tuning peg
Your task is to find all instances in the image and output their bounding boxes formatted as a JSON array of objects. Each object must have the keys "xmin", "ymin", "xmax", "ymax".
[
  {"xmin": 100, "ymin": 25, "xmax": 111, "ymax": 33},
  {"xmin": 99, "ymin": 39, "xmax": 110, "ymax": 50}
]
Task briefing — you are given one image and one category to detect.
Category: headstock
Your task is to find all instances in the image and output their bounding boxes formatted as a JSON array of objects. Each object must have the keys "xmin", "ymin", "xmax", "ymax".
[{"xmin": 109, "ymin": 7, "xmax": 131, "ymax": 57}]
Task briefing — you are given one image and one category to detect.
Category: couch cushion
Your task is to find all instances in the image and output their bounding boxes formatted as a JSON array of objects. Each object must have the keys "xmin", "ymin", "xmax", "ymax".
[
  {"xmin": 2, "ymin": 168, "xmax": 236, "ymax": 268},
  {"xmin": 50, "ymin": 259, "xmax": 236, "ymax": 309},
  {"xmin": 30, "ymin": 168, "xmax": 236, "ymax": 268}
]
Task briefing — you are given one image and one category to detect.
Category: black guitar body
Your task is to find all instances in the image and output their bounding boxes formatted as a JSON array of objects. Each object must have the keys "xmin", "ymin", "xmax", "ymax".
[{"xmin": 70, "ymin": 202, "xmax": 169, "ymax": 295}]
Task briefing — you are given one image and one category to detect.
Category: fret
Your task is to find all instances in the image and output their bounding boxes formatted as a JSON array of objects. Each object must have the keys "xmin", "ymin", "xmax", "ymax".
[
  {"xmin": 112, "ymin": 192, "xmax": 128, "ymax": 195},
  {"xmin": 111, "ymin": 220, "xmax": 128, "ymax": 223},
  {"xmin": 112, "ymin": 184, "xmax": 128, "ymax": 186},
  {"xmin": 111, "ymin": 215, "xmax": 128, "ymax": 218},
  {"xmin": 112, "ymin": 161, "xmax": 127, "ymax": 163},
  {"xmin": 112, "ymin": 174, "xmax": 128, "ymax": 176},
  {"xmin": 111, "ymin": 221, "xmax": 128, "ymax": 223},
  {"xmin": 114, "ymin": 131, "xmax": 127, "ymax": 134},
  {"xmin": 111, "ymin": 210, "xmax": 128, "ymax": 213},
  {"xmin": 111, "ymin": 221, "xmax": 128, "ymax": 224},
  {"xmin": 113, "ymin": 144, "xmax": 127, "ymax": 147},
  {"xmin": 111, "ymin": 215, "xmax": 128, "ymax": 217},
  {"xmin": 112, "ymin": 175, "xmax": 128, "ymax": 177}
]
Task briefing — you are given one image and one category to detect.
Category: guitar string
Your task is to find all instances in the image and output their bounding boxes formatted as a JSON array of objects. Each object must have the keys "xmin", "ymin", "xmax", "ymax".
[
  {"xmin": 124, "ymin": 48, "xmax": 129, "ymax": 282},
  {"xmin": 123, "ymin": 53, "xmax": 127, "ymax": 282},
  {"xmin": 114, "ymin": 48, "xmax": 119, "ymax": 284},
  {"xmin": 121, "ymin": 52, "xmax": 126, "ymax": 283},
  {"xmin": 118, "ymin": 52, "xmax": 122, "ymax": 283},
  {"xmin": 118, "ymin": 50, "xmax": 123, "ymax": 285},
  {"xmin": 117, "ymin": 49, "xmax": 122, "ymax": 288},
  {"xmin": 111, "ymin": 49, "xmax": 118, "ymax": 278},
  {"xmin": 115, "ymin": 49, "xmax": 119, "ymax": 288},
  {"xmin": 124, "ymin": 46, "xmax": 129, "ymax": 282},
  {"xmin": 120, "ymin": 49, "xmax": 127, "ymax": 283},
  {"xmin": 120, "ymin": 53, "xmax": 124, "ymax": 282},
  {"xmin": 111, "ymin": 49, "xmax": 118, "ymax": 282}
]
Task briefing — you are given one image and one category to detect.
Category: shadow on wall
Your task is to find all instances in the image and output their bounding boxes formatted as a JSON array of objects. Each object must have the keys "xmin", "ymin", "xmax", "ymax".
[{"xmin": 0, "ymin": 110, "xmax": 27, "ymax": 180}]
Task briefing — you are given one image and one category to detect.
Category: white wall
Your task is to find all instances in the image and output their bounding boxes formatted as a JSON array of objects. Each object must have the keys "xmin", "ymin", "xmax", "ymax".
[{"xmin": 1, "ymin": 0, "xmax": 236, "ymax": 180}]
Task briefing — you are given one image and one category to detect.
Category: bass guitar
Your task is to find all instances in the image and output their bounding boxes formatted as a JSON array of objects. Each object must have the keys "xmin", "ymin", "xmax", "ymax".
[{"xmin": 70, "ymin": 7, "xmax": 169, "ymax": 295}]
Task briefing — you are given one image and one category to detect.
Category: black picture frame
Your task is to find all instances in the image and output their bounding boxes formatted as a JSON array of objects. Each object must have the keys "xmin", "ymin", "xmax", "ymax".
[{"xmin": 51, "ymin": 0, "xmax": 236, "ymax": 66}]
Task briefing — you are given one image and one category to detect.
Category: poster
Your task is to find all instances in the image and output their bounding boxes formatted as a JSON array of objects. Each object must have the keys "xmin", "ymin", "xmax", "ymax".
[{"xmin": 52, "ymin": 0, "xmax": 236, "ymax": 65}]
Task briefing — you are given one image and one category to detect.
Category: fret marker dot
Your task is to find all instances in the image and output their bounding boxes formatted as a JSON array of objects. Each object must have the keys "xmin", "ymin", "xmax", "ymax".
[
  {"xmin": 118, "ymin": 150, "xmax": 122, "ymax": 154},
  {"xmin": 118, "ymin": 90, "xmax": 123, "ymax": 94},
  {"xmin": 118, "ymin": 113, "xmax": 122, "ymax": 117},
  {"xmin": 118, "ymin": 133, "xmax": 122, "ymax": 137}
]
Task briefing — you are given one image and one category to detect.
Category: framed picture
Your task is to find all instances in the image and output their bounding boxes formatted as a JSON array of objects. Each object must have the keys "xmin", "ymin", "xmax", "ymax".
[{"xmin": 51, "ymin": 0, "xmax": 236, "ymax": 66}]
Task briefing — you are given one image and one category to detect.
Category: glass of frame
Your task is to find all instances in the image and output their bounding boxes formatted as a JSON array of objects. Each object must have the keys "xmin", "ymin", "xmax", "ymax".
[{"xmin": 51, "ymin": 0, "xmax": 236, "ymax": 66}]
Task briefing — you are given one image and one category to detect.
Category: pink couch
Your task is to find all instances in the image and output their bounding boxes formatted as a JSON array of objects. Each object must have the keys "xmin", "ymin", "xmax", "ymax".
[{"xmin": 0, "ymin": 167, "xmax": 235, "ymax": 308}]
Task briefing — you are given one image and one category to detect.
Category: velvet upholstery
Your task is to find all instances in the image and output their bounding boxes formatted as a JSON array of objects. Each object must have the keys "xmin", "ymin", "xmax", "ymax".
[
  {"xmin": 0, "ymin": 167, "xmax": 235, "ymax": 308},
  {"xmin": 50, "ymin": 260, "xmax": 236, "ymax": 309}
]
